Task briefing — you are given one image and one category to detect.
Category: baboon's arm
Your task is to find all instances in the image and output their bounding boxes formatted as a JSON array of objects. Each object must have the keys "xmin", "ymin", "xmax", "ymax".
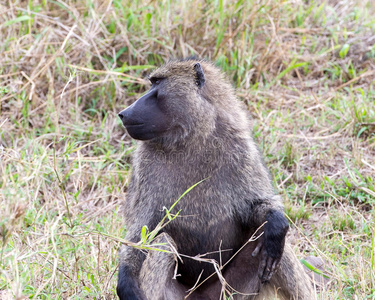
[
  {"xmin": 249, "ymin": 197, "xmax": 289, "ymax": 283},
  {"xmin": 117, "ymin": 243, "xmax": 147, "ymax": 300},
  {"xmin": 117, "ymin": 221, "xmax": 156, "ymax": 300}
]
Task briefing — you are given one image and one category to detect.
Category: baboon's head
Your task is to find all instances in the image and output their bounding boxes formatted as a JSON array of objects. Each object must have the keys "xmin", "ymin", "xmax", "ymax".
[{"xmin": 118, "ymin": 59, "xmax": 238, "ymax": 144}]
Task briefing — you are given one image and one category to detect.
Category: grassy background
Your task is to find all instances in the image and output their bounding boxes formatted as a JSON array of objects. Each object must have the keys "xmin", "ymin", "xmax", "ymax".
[{"xmin": 1, "ymin": 0, "xmax": 375, "ymax": 298}]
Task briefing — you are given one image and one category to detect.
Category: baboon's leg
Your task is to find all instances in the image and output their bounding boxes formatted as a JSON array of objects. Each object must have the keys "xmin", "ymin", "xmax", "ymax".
[
  {"xmin": 139, "ymin": 232, "xmax": 186, "ymax": 300},
  {"xmin": 220, "ymin": 242, "xmax": 313, "ymax": 300},
  {"xmin": 139, "ymin": 237, "xmax": 314, "ymax": 300},
  {"xmin": 218, "ymin": 241, "xmax": 262, "ymax": 299},
  {"xmin": 255, "ymin": 244, "xmax": 314, "ymax": 300}
]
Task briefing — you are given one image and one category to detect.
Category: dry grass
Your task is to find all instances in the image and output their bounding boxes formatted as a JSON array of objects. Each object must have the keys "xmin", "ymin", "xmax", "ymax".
[{"xmin": 1, "ymin": 0, "xmax": 375, "ymax": 299}]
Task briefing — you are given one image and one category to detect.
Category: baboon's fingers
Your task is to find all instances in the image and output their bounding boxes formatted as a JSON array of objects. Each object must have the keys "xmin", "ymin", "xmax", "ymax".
[
  {"xmin": 260, "ymin": 256, "xmax": 271, "ymax": 282},
  {"xmin": 260, "ymin": 256, "xmax": 280, "ymax": 283},
  {"xmin": 271, "ymin": 258, "xmax": 279, "ymax": 272},
  {"xmin": 252, "ymin": 240, "xmax": 263, "ymax": 257},
  {"xmin": 258, "ymin": 251, "xmax": 267, "ymax": 280}
]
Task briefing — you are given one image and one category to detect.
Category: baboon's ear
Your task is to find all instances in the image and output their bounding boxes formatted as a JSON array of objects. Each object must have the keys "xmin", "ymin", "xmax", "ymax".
[{"xmin": 193, "ymin": 63, "xmax": 205, "ymax": 88}]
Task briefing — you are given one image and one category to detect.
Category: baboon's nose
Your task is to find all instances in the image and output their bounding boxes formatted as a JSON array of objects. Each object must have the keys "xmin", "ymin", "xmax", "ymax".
[{"xmin": 118, "ymin": 111, "xmax": 125, "ymax": 121}]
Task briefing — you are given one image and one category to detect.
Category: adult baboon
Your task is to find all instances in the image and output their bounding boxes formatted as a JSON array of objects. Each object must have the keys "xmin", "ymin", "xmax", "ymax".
[{"xmin": 117, "ymin": 59, "xmax": 314, "ymax": 299}]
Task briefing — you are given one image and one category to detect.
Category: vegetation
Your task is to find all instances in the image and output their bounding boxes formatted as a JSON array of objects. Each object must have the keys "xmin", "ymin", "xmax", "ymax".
[{"xmin": 1, "ymin": 0, "xmax": 374, "ymax": 298}]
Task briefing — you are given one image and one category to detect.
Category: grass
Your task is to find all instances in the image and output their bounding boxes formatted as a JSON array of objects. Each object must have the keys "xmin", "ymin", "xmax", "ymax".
[{"xmin": 1, "ymin": 0, "xmax": 375, "ymax": 298}]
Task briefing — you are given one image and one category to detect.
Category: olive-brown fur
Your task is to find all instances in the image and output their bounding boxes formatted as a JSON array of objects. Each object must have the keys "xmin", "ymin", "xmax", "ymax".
[{"xmin": 117, "ymin": 59, "xmax": 313, "ymax": 299}]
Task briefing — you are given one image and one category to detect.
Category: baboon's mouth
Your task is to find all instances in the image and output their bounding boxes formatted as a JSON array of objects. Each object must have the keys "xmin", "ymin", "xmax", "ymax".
[{"xmin": 124, "ymin": 123, "xmax": 144, "ymax": 127}]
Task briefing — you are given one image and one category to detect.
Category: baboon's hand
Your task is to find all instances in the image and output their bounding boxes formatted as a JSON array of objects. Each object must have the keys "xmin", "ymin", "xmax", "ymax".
[
  {"xmin": 117, "ymin": 286, "xmax": 147, "ymax": 300},
  {"xmin": 252, "ymin": 238, "xmax": 282, "ymax": 283},
  {"xmin": 117, "ymin": 271, "xmax": 147, "ymax": 300},
  {"xmin": 252, "ymin": 209, "xmax": 289, "ymax": 283}
]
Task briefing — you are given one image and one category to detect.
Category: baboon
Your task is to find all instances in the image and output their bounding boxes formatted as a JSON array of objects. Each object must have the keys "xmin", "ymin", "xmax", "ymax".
[{"xmin": 117, "ymin": 59, "xmax": 314, "ymax": 299}]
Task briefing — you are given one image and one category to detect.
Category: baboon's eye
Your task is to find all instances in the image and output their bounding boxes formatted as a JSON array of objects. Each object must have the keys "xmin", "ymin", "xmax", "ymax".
[{"xmin": 149, "ymin": 77, "xmax": 163, "ymax": 85}]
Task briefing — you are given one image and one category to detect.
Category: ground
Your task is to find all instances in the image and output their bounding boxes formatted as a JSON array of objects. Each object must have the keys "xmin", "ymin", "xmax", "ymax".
[{"xmin": 0, "ymin": 0, "xmax": 374, "ymax": 299}]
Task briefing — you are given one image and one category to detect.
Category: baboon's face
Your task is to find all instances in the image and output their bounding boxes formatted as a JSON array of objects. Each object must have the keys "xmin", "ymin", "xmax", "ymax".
[
  {"xmin": 118, "ymin": 62, "xmax": 206, "ymax": 141},
  {"xmin": 118, "ymin": 78, "xmax": 172, "ymax": 140}
]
